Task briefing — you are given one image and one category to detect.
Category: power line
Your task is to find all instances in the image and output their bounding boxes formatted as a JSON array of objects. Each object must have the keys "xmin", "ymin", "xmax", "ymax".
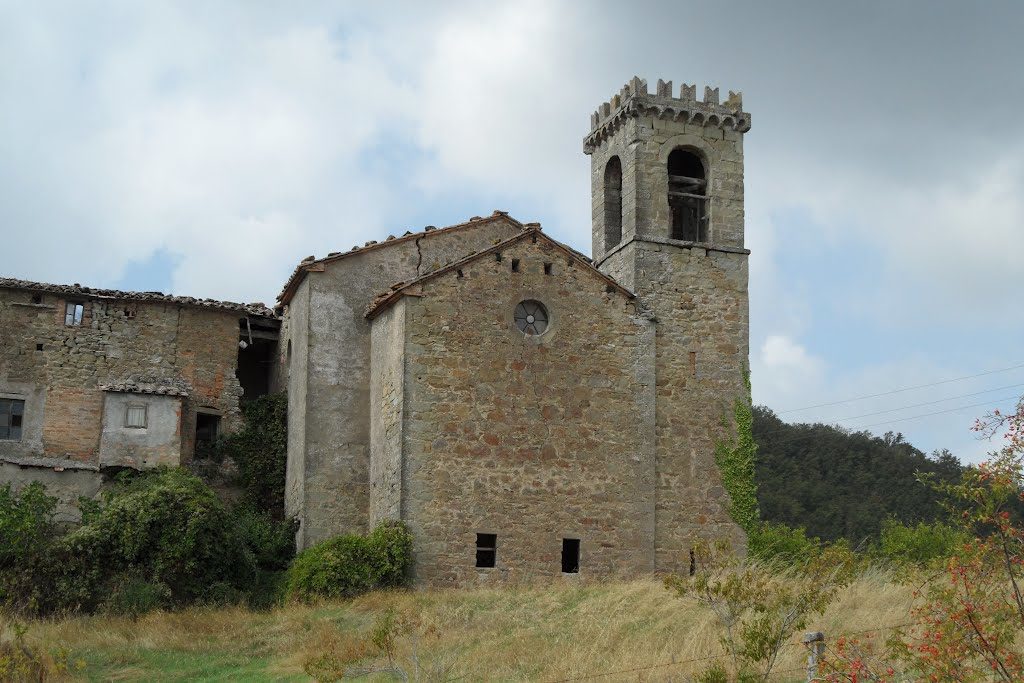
[
  {"xmin": 835, "ymin": 382, "xmax": 1024, "ymax": 421},
  {"xmin": 853, "ymin": 395, "xmax": 1023, "ymax": 430},
  {"xmin": 778, "ymin": 362, "xmax": 1024, "ymax": 414},
  {"xmin": 756, "ymin": 395, "xmax": 1021, "ymax": 452}
]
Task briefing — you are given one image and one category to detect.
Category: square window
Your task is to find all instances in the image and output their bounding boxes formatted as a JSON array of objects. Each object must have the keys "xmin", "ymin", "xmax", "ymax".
[
  {"xmin": 561, "ymin": 538, "xmax": 580, "ymax": 574},
  {"xmin": 64, "ymin": 302, "xmax": 84, "ymax": 326},
  {"xmin": 475, "ymin": 533, "xmax": 497, "ymax": 568},
  {"xmin": 0, "ymin": 398, "xmax": 25, "ymax": 441},
  {"xmin": 125, "ymin": 404, "xmax": 147, "ymax": 429}
]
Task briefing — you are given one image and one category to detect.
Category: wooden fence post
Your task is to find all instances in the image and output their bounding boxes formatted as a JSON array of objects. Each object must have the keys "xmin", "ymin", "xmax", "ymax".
[{"xmin": 802, "ymin": 631, "xmax": 825, "ymax": 682}]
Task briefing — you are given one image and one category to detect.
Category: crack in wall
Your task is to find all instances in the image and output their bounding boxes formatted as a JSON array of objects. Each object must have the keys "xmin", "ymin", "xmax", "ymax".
[{"xmin": 415, "ymin": 237, "xmax": 423, "ymax": 275}]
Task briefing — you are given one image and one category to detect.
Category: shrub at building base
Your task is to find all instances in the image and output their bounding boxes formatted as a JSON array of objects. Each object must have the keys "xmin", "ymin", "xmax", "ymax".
[
  {"xmin": 0, "ymin": 469, "xmax": 296, "ymax": 616},
  {"xmin": 211, "ymin": 392, "xmax": 289, "ymax": 517},
  {"xmin": 286, "ymin": 522, "xmax": 413, "ymax": 602},
  {"xmin": 74, "ymin": 469, "xmax": 257, "ymax": 607}
]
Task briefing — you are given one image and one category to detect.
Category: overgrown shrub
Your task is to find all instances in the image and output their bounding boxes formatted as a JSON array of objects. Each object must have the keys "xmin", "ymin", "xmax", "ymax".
[
  {"xmin": 0, "ymin": 483, "xmax": 56, "ymax": 569},
  {"xmin": 874, "ymin": 517, "xmax": 965, "ymax": 567},
  {"xmin": 214, "ymin": 392, "xmax": 288, "ymax": 516},
  {"xmin": 233, "ymin": 504, "xmax": 298, "ymax": 609},
  {"xmin": 748, "ymin": 521, "xmax": 821, "ymax": 564},
  {"xmin": 75, "ymin": 468, "xmax": 257, "ymax": 606},
  {"xmin": 233, "ymin": 505, "xmax": 298, "ymax": 572},
  {"xmin": 286, "ymin": 521, "xmax": 413, "ymax": 602}
]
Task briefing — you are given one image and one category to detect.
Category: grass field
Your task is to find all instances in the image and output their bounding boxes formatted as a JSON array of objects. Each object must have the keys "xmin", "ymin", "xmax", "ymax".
[{"xmin": 10, "ymin": 570, "xmax": 913, "ymax": 682}]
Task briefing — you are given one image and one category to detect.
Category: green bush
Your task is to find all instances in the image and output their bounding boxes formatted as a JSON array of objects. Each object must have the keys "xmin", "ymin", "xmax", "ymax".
[
  {"xmin": 0, "ymin": 482, "xmax": 56, "ymax": 569},
  {"xmin": 214, "ymin": 393, "xmax": 288, "ymax": 516},
  {"xmin": 748, "ymin": 521, "xmax": 820, "ymax": 565},
  {"xmin": 286, "ymin": 521, "xmax": 413, "ymax": 602},
  {"xmin": 77, "ymin": 468, "xmax": 257, "ymax": 606},
  {"xmin": 0, "ymin": 470, "xmax": 302, "ymax": 616},
  {"xmin": 875, "ymin": 518, "xmax": 966, "ymax": 566},
  {"xmin": 233, "ymin": 505, "xmax": 298, "ymax": 572}
]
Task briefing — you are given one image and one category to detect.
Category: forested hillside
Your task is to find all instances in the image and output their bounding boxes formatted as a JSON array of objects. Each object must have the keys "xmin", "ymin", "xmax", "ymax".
[{"xmin": 752, "ymin": 406, "xmax": 965, "ymax": 545}]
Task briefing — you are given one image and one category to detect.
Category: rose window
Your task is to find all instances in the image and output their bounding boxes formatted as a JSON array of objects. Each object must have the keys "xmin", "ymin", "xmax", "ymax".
[{"xmin": 514, "ymin": 300, "xmax": 549, "ymax": 336}]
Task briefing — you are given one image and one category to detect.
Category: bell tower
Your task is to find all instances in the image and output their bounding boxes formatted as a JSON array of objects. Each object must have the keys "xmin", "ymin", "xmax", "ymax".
[
  {"xmin": 584, "ymin": 76, "xmax": 750, "ymax": 268},
  {"xmin": 584, "ymin": 77, "xmax": 752, "ymax": 569}
]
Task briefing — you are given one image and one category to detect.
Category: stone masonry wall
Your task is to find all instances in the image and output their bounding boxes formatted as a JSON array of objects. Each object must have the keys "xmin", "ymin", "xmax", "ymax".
[
  {"xmin": 368, "ymin": 300, "xmax": 405, "ymax": 524},
  {"xmin": 0, "ymin": 287, "xmax": 252, "ymax": 512},
  {"xmin": 286, "ymin": 216, "xmax": 524, "ymax": 548},
  {"xmin": 590, "ymin": 109, "xmax": 745, "ymax": 261},
  {"xmin": 638, "ymin": 244, "xmax": 749, "ymax": 570},
  {"xmin": 395, "ymin": 237, "xmax": 657, "ymax": 586},
  {"xmin": 590, "ymin": 83, "xmax": 752, "ymax": 571}
]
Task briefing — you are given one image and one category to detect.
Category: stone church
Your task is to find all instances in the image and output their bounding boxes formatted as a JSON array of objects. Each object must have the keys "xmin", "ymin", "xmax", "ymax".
[
  {"xmin": 0, "ymin": 77, "xmax": 751, "ymax": 585},
  {"xmin": 278, "ymin": 77, "xmax": 752, "ymax": 583}
]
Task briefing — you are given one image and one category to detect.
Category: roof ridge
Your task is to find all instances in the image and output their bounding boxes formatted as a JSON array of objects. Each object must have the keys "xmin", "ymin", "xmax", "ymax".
[
  {"xmin": 0, "ymin": 277, "xmax": 275, "ymax": 317},
  {"xmin": 277, "ymin": 210, "xmax": 526, "ymax": 305},
  {"xmin": 364, "ymin": 227, "xmax": 633, "ymax": 319}
]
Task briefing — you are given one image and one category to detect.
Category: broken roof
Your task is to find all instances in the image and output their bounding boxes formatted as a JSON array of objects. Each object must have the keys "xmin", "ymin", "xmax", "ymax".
[
  {"xmin": 364, "ymin": 226, "xmax": 634, "ymax": 319},
  {"xmin": 276, "ymin": 210, "xmax": 526, "ymax": 306},
  {"xmin": 0, "ymin": 278, "xmax": 275, "ymax": 317}
]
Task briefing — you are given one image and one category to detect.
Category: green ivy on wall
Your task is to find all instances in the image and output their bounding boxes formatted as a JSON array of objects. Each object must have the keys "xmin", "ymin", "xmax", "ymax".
[{"xmin": 714, "ymin": 370, "xmax": 759, "ymax": 534}]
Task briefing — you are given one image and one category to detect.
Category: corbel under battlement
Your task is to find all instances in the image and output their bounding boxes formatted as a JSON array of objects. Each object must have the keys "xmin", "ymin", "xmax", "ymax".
[{"xmin": 583, "ymin": 76, "xmax": 751, "ymax": 153}]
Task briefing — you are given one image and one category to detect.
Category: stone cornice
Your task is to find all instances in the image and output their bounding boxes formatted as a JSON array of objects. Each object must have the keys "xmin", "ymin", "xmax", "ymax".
[
  {"xmin": 596, "ymin": 235, "xmax": 750, "ymax": 268},
  {"xmin": 583, "ymin": 76, "xmax": 751, "ymax": 154}
]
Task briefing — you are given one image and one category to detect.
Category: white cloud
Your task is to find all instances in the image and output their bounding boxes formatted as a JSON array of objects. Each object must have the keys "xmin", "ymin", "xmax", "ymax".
[{"xmin": 752, "ymin": 334, "xmax": 826, "ymax": 408}]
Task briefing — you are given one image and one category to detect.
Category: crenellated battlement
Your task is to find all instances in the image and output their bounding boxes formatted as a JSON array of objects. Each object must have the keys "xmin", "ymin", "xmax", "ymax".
[{"xmin": 584, "ymin": 76, "xmax": 750, "ymax": 153}]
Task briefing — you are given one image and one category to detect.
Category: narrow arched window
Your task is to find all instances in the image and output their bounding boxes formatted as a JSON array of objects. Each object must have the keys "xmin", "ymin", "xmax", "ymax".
[
  {"xmin": 668, "ymin": 149, "xmax": 707, "ymax": 242},
  {"xmin": 603, "ymin": 156, "xmax": 622, "ymax": 249}
]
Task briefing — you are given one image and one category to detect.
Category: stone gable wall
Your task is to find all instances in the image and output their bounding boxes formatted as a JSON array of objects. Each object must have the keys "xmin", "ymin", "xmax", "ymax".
[
  {"xmin": 393, "ymin": 238, "xmax": 657, "ymax": 585},
  {"xmin": 285, "ymin": 217, "xmax": 524, "ymax": 548}
]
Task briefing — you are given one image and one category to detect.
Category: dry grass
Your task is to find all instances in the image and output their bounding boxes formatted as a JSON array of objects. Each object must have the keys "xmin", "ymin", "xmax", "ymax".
[{"xmin": 16, "ymin": 571, "xmax": 914, "ymax": 682}]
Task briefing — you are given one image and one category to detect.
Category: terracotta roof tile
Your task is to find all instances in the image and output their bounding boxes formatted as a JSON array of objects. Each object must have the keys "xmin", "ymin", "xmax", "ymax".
[
  {"xmin": 277, "ymin": 210, "xmax": 525, "ymax": 305},
  {"xmin": 99, "ymin": 378, "xmax": 190, "ymax": 397},
  {"xmin": 0, "ymin": 278, "xmax": 275, "ymax": 317},
  {"xmin": 364, "ymin": 226, "xmax": 634, "ymax": 319}
]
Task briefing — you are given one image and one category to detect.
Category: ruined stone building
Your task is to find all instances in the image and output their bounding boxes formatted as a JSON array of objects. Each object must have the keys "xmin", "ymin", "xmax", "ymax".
[
  {"xmin": 0, "ymin": 77, "xmax": 752, "ymax": 584},
  {"xmin": 0, "ymin": 280, "xmax": 280, "ymax": 516}
]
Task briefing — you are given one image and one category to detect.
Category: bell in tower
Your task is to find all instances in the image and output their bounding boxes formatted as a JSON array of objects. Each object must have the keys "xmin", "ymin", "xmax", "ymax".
[
  {"xmin": 583, "ymin": 76, "xmax": 751, "ymax": 265},
  {"xmin": 584, "ymin": 77, "xmax": 753, "ymax": 570}
]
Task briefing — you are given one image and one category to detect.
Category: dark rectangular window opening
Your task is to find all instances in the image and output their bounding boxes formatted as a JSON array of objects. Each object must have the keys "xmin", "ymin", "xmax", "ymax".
[
  {"xmin": 456, "ymin": 269, "xmax": 464, "ymax": 279},
  {"xmin": 494, "ymin": 252, "xmax": 502, "ymax": 262},
  {"xmin": 30, "ymin": 294, "xmax": 42, "ymax": 304},
  {"xmin": 195, "ymin": 412, "xmax": 221, "ymax": 458},
  {"xmin": 511, "ymin": 258, "xmax": 520, "ymax": 273},
  {"xmin": 0, "ymin": 398, "xmax": 25, "ymax": 441},
  {"xmin": 543, "ymin": 262, "xmax": 553, "ymax": 275},
  {"xmin": 475, "ymin": 533, "xmax": 497, "ymax": 568},
  {"xmin": 35, "ymin": 343, "xmax": 43, "ymax": 352},
  {"xmin": 561, "ymin": 538, "xmax": 580, "ymax": 574}
]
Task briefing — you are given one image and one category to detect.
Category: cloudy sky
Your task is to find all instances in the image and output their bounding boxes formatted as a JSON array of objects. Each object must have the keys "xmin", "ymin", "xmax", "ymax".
[{"xmin": 2, "ymin": 1, "xmax": 1022, "ymax": 462}]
